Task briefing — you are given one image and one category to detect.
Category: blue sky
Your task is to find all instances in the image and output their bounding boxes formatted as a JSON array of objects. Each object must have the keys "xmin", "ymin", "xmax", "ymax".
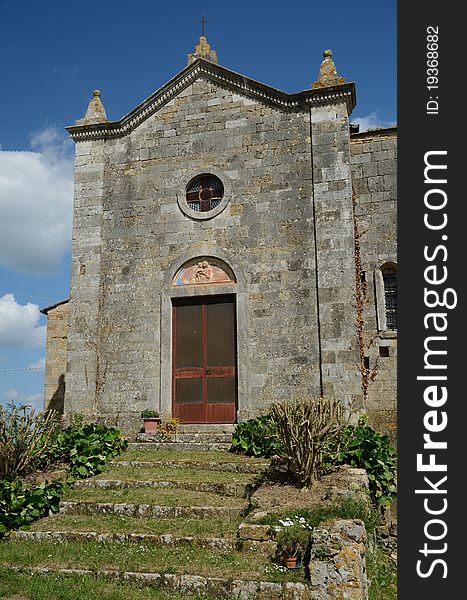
[{"xmin": 0, "ymin": 0, "xmax": 396, "ymax": 410}]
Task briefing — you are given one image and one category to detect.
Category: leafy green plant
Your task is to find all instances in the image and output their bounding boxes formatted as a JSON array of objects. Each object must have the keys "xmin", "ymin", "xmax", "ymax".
[
  {"xmin": 0, "ymin": 478, "xmax": 64, "ymax": 539},
  {"xmin": 0, "ymin": 420, "xmax": 128, "ymax": 539},
  {"xmin": 313, "ymin": 546, "xmax": 330, "ymax": 560},
  {"xmin": 274, "ymin": 517, "xmax": 312, "ymax": 557},
  {"xmin": 333, "ymin": 418, "xmax": 396, "ymax": 508},
  {"xmin": 141, "ymin": 409, "xmax": 160, "ymax": 419},
  {"xmin": 270, "ymin": 398, "xmax": 344, "ymax": 485},
  {"xmin": 0, "ymin": 404, "xmax": 60, "ymax": 480},
  {"xmin": 43, "ymin": 422, "xmax": 128, "ymax": 479},
  {"xmin": 230, "ymin": 415, "xmax": 282, "ymax": 458}
]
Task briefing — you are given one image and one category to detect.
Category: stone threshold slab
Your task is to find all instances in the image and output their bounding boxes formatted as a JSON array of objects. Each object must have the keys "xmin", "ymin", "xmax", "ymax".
[{"xmin": 136, "ymin": 433, "xmax": 233, "ymax": 443}]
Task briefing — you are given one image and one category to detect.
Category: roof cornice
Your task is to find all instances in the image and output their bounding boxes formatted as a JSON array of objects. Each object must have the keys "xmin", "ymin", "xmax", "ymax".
[{"xmin": 66, "ymin": 59, "xmax": 356, "ymax": 142}]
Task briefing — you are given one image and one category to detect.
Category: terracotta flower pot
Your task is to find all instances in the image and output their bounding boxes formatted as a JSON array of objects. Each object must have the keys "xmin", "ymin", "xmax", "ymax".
[
  {"xmin": 285, "ymin": 555, "xmax": 297, "ymax": 569},
  {"xmin": 143, "ymin": 418, "xmax": 161, "ymax": 433}
]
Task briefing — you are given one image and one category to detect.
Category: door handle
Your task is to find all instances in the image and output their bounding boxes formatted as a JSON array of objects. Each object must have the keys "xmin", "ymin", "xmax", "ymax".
[{"xmin": 206, "ymin": 369, "xmax": 211, "ymax": 375}]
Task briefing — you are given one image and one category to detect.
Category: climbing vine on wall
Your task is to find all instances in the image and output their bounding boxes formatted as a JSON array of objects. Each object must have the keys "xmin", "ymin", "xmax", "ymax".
[{"xmin": 353, "ymin": 193, "xmax": 377, "ymax": 405}]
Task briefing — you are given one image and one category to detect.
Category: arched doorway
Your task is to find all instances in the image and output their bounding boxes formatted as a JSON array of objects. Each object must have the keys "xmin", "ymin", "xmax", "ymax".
[{"xmin": 171, "ymin": 258, "xmax": 237, "ymax": 423}]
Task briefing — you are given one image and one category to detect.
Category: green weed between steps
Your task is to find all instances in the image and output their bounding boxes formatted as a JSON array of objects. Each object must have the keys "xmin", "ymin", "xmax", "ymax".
[
  {"xmin": 367, "ymin": 541, "xmax": 397, "ymax": 600},
  {"xmin": 118, "ymin": 448, "xmax": 268, "ymax": 464},
  {"xmin": 0, "ymin": 569, "xmax": 213, "ymax": 600},
  {"xmin": 94, "ymin": 465, "xmax": 256, "ymax": 484},
  {"xmin": 0, "ymin": 539, "xmax": 302, "ymax": 584},
  {"xmin": 28, "ymin": 513, "xmax": 239, "ymax": 537},
  {"xmin": 252, "ymin": 497, "xmax": 380, "ymax": 536},
  {"xmin": 63, "ymin": 485, "xmax": 247, "ymax": 507}
]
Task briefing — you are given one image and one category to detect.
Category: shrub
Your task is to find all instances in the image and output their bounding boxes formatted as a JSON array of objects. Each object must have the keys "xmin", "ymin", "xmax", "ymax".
[
  {"xmin": 273, "ymin": 516, "xmax": 313, "ymax": 558},
  {"xmin": 141, "ymin": 409, "xmax": 160, "ymax": 419},
  {"xmin": 270, "ymin": 398, "xmax": 344, "ymax": 485},
  {"xmin": 230, "ymin": 415, "xmax": 282, "ymax": 458},
  {"xmin": 333, "ymin": 418, "xmax": 397, "ymax": 508},
  {"xmin": 0, "ymin": 419, "xmax": 128, "ymax": 539},
  {"xmin": 0, "ymin": 404, "xmax": 60, "ymax": 480},
  {"xmin": 0, "ymin": 479, "xmax": 64, "ymax": 539},
  {"xmin": 43, "ymin": 420, "xmax": 128, "ymax": 479}
]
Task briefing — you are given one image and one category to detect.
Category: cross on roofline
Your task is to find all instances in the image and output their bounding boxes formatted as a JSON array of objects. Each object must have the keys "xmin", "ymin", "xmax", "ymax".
[{"xmin": 195, "ymin": 14, "xmax": 211, "ymax": 37}]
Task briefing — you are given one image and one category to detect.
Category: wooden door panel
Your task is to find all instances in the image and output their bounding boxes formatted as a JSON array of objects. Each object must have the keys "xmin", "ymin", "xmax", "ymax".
[
  {"xmin": 206, "ymin": 403, "xmax": 236, "ymax": 423},
  {"xmin": 173, "ymin": 296, "xmax": 237, "ymax": 423}
]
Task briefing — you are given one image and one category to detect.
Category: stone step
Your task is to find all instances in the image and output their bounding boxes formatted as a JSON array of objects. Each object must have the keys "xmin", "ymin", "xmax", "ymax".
[
  {"xmin": 74, "ymin": 478, "xmax": 249, "ymax": 497},
  {"xmin": 135, "ymin": 433, "xmax": 232, "ymax": 443},
  {"xmin": 12, "ymin": 528, "xmax": 276, "ymax": 558},
  {"xmin": 4, "ymin": 565, "xmax": 311, "ymax": 599},
  {"xmin": 12, "ymin": 529, "xmax": 235, "ymax": 551},
  {"xmin": 178, "ymin": 424, "xmax": 236, "ymax": 434},
  {"xmin": 128, "ymin": 442, "xmax": 232, "ymax": 451},
  {"xmin": 111, "ymin": 459, "xmax": 268, "ymax": 474},
  {"xmin": 59, "ymin": 501, "xmax": 244, "ymax": 522}
]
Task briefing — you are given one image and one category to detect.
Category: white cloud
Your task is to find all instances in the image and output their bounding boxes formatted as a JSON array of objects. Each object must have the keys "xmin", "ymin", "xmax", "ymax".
[
  {"xmin": 0, "ymin": 294, "xmax": 46, "ymax": 349},
  {"xmin": 1, "ymin": 389, "xmax": 43, "ymax": 411},
  {"xmin": 28, "ymin": 356, "xmax": 46, "ymax": 370},
  {"xmin": 0, "ymin": 126, "xmax": 74, "ymax": 274},
  {"xmin": 352, "ymin": 111, "xmax": 397, "ymax": 132}
]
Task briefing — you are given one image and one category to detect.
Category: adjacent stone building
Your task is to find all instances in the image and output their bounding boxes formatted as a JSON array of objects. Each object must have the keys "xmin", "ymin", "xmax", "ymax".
[{"xmin": 42, "ymin": 37, "xmax": 397, "ymax": 438}]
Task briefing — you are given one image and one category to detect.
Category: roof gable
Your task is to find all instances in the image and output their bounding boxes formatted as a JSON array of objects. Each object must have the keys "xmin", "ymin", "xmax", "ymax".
[{"xmin": 66, "ymin": 59, "xmax": 356, "ymax": 142}]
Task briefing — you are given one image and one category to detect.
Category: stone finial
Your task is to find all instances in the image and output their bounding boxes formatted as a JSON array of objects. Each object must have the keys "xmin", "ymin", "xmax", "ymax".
[
  {"xmin": 311, "ymin": 50, "xmax": 346, "ymax": 89},
  {"xmin": 187, "ymin": 35, "xmax": 218, "ymax": 65},
  {"xmin": 76, "ymin": 89, "xmax": 109, "ymax": 125}
]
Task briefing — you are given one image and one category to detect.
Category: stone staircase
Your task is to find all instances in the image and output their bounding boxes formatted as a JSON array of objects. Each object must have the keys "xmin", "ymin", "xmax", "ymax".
[
  {"xmin": 133, "ymin": 424, "xmax": 234, "ymax": 452},
  {"xmin": 0, "ymin": 443, "xmax": 313, "ymax": 599}
]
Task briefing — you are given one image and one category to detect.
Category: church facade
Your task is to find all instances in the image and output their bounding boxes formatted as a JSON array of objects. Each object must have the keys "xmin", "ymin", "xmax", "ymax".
[{"xmin": 42, "ymin": 37, "xmax": 397, "ymax": 439}]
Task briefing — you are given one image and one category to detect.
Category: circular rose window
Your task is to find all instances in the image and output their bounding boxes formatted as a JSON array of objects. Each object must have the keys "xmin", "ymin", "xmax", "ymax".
[{"xmin": 186, "ymin": 175, "xmax": 224, "ymax": 213}]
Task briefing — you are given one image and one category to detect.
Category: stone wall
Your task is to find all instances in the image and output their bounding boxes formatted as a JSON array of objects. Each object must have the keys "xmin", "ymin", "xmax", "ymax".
[
  {"xmin": 65, "ymin": 137, "xmax": 106, "ymax": 416},
  {"xmin": 350, "ymin": 128, "xmax": 397, "ymax": 442},
  {"xmin": 43, "ymin": 301, "xmax": 69, "ymax": 413},
  {"xmin": 308, "ymin": 519, "xmax": 368, "ymax": 599},
  {"xmin": 63, "ymin": 75, "xmax": 365, "ymax": 428},
  {"xmin": 52, "ymin": 62, "xmax": 397, "ymax": 434}
]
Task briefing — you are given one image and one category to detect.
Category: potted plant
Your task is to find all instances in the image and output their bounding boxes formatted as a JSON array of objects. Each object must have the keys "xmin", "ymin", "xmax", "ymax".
[
  {"xmin": 141, "ymin": 409, "xmax": 161, "ymax": 433},
  {"xmin": 274, "ymin": 517, "xmax": 312, "ymax": 568}
]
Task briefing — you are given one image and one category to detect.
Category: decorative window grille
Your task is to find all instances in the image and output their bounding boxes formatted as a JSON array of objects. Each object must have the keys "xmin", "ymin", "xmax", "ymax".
[
  {"xmin": 186, "ymin": 175, "xmax": 224, "ymax": 212},
  {"xmin": 382, "ymin": 265, "xmax": 397, "ymax": 330}
]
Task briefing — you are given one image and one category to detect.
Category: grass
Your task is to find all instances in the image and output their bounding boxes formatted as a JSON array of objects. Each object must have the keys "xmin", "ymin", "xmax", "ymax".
[
  {"xmin": 0, "ymin": 569, "xmax": 214, "ymax": 600},
  {"xmin": 93, "ymin": 466, "xmax": 256, "ymax": 484},
  {"xmin": 253, "ymin": 497, "xmax": 380, "ymax": 536},
  {"xmin": 118, "ymin": 449, "xmax": 269, "ymax": 464},
  {"xmin": 0, "ymin": 539, "xmax": 302, "ymax": 583},
  {"xmin": 28, "ymin": 514, "xmax": 238, "ymax": 538},
  {"xmin": 367, "ymin": 540, "xmax": 397, "ymax": 600},
  {"xmin": 63, "ymin": 486, "xmax": 247, "ymax": 507}
]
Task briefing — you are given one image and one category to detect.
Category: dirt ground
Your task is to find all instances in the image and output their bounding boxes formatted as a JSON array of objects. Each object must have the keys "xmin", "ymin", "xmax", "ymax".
[{"xmin": 250, "ymin": 463, "xmax": 369, "ymax": 515}]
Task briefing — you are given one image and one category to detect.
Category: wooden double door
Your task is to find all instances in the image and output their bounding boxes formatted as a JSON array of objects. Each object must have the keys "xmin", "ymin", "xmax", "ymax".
[{"xmin": 172, "ymin": 296, "xmax": 237, "ymax": 423}]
